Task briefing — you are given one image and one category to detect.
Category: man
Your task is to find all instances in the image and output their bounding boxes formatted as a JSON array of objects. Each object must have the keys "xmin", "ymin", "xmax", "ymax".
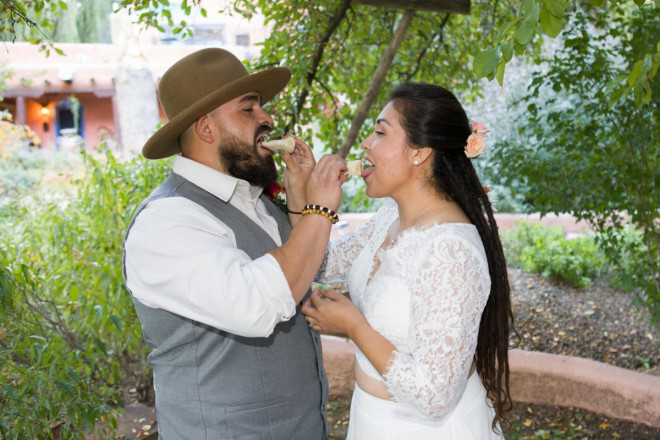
[{"xmin": 123, "ymin": 48, "xmax": 346, "ymax": 439}]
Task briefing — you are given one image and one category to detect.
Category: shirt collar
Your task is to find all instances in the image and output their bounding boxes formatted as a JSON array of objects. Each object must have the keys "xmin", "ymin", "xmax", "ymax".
[{"xmin": 172, "ymin": 155, "xmax": 264, "ymax": 203}]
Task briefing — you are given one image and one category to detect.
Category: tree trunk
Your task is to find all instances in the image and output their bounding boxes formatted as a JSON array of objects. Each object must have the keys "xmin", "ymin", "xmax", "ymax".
[{"xmin": 337, "ymin": 9, "xmax": 414, "ymax": 158}]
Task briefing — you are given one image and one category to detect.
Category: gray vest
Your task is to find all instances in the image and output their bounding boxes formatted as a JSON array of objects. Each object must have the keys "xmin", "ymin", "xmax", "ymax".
[{"xmin": 123, "ymin": 172, "xmax": 328, "ymax": 439}]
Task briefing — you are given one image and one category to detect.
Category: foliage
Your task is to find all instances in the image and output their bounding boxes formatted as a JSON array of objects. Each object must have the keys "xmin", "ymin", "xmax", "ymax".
[
  {"xmin": 475, "ymin": 0, "xmax": 660, "ymax": 107},
  {"xmin": 597, "ymin": 225, "xmax": 657, "ymax": 305},
  {"xmin": 231, "ymin": 0, "xmax": 515, "ymax": 155},
  {"xmin": 115, "ymin": 0, "xmax": 207, "ymax": 38},
  {"xmin": 0, "ymin": 149, "xmax": 170, "ymax": 439},
  {"xmin": 0, "ymin": 111, "xmax": 41, "ymax": 155},
  {"xmin": 489, "ymin": 3, "xmax": 660, "ymax": 323},
  {"xmin": 501, "ymin": 221, "xmax": 605, "ymax": 288},
  {"xmin": 1, "ymin": 0, "xmax": 113, "ymax": 49}
]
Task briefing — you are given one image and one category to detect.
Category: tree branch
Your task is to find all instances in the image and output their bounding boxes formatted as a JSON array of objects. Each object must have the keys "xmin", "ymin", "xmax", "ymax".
[
  {"xmin": 406, "ymin": 14, "xmax": 449, "ymax": 81},
  {"xmin": 313, "ymin": 76, "xmax": 340, "ymax": 115},
  {"xmin": 287, "ymin": 0, "xmax": 351, "ymax": 132},
  {"xmin": 0, "ymin": 0, "xmax": 40, "ymax": 42},
  {"xmin": 338, "ymin": 9, "xmax": 415, "ymax": 158}
]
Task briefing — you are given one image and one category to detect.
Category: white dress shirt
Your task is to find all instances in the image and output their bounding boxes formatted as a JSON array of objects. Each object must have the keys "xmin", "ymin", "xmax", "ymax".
[{"xmin": 124, "ymin": 155, "xmax": 296, "ymax": 338}]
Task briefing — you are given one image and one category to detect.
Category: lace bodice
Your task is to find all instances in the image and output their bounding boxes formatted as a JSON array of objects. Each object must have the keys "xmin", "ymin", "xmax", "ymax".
[{"xmin": 317, "ymin": 199, "xmax": 491, "ymax": 420}]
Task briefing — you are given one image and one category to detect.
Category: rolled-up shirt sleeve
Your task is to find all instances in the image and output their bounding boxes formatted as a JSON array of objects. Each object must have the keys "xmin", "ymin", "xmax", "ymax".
[{"xmin": 124, "ymin": 196, "xmax": 296, "ymax": 338}]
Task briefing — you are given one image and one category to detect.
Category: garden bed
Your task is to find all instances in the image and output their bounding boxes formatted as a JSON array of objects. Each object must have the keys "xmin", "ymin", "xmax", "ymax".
[{"xmin": 105, "ymin": 267, "xmax": 660, "ymax": 439}]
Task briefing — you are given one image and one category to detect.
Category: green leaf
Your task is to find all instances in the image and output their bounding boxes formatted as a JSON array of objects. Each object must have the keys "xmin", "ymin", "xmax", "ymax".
[
  {"xmin": 473, "ymin": 48, "xmax": 501, "ymax": 78},
  {"xmin": 514, "ymin": 17, "xmax": 536, "ymax": 45},
  {"xmin": 544, "ymin": 0, "xmax": 566, "ymax": 18},
  {"xmin": 540, "ymin": 7, "xmax": 563, "ymax": 37},
  {"xmin": 94, "ymin": 337, "xmax": 107, "ymax": 354},
  {"xmin": 201, "ymin": 8, "xmax": 207, "ymax": 18},
  {"xmin": 59, "ymin": 381, "xmax": 75, "ymax": 397},
  {"xmin": 627, "ymin": 56, "xmax": 651, "ymax": 86},
  {"xmin": 495, "ymin": 20, "xmax": 515, "ymax": 41},
  {"xmin": 496, "ymin": 60, "xmax": 506, "ymax": 86},
  {"xmin": 633, "ymin": 80, "xmax": 643, "ymax": 105},
  {"xmin": 110, "ymin": 314, "xmax": 123, "ymax": 331},
  {"xmin": 650, "ymin": 56, "xmax": 660, "ymax": 78},
  {"xmin": 523, "ymin": 0, "xmax": 541, "ymax": 22},
  {"xmin": 633, "ymin": 0, "xmax": 645, "ymax": 7},
  {"xmin": 608, "ymin": 86, "xmax": 626, "ymax": 107},
  {"xmin": 67, "ymin": 369, "xmax": 81, "ymax": 383},
  {"xmin": 513, "ymin": 40, "xmax": 525, "ymax": 55},
  {"xmin": 501, "ymin": 41, "xmax": 514, "ymax": 62}
]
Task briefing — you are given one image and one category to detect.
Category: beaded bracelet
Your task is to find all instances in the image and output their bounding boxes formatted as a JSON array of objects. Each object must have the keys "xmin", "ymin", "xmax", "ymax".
[
  {"xmin": 304, "ymin": 204, "xmax": 339, "ymax": 222},
  {"xmin": 301, "ymin": 204, "xmax": 339, "ymax": 224}
]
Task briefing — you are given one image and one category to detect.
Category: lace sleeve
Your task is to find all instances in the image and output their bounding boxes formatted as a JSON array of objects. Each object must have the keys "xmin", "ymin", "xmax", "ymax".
[
  {"xmin": 382, "ymin": 233, "xmax": 491, "ymax": 420},
  {"xmin": 316, "ymin": 200, "xmax": 396, "ymax": 284}
]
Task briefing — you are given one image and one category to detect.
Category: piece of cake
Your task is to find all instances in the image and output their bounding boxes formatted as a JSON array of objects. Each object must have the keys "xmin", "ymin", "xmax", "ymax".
[
  {"xmin": 262, "ymin": 137, "xmax": 295, "ymax": 153},
  {"xmin": 346, "ymin": 160, "xmax": 363, "ymax": 177}
]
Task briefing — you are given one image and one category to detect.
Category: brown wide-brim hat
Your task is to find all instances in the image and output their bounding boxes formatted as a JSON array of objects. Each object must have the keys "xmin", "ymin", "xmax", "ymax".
[{"xmin": 143, "ymin": 48, "xmax": 291, "ymax": 159}]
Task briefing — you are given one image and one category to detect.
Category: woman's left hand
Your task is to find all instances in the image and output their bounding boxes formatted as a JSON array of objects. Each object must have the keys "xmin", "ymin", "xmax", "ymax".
[{"xmin": 302, "ymin": 289, "xmax": 367, "ymax": 337}]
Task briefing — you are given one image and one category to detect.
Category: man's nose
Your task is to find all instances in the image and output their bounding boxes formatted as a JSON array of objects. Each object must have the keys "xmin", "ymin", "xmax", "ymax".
[{"xmin": 256, "ymin": 106, "xmax": 273, "ymax": 127}]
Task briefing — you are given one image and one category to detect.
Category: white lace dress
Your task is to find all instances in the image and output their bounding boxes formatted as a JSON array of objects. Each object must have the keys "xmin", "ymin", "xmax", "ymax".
[{"xmin": 317, "ymin": 199, "xmax": 503, "ymax": 439}]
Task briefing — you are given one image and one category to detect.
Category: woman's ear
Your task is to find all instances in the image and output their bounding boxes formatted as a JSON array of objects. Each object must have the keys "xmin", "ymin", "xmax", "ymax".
[{"xmin": 412, "ymin": 147, "xmax": 433, "ymax": 166}]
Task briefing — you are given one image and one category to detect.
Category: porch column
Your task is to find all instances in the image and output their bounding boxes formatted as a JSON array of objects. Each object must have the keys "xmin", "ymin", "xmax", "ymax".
[
  {"xmin": 111, "ymin": 94, "xmax": 122, "ymax": 153},
  {"xmin": 15, "ymin": 96, "xmax": 26, "ymax": 125}
]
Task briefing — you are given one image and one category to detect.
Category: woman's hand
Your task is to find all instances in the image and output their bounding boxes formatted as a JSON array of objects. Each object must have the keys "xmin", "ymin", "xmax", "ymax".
[{"xmin": 302, "ymin": 289, "xmax": 367, "ymax": 337}]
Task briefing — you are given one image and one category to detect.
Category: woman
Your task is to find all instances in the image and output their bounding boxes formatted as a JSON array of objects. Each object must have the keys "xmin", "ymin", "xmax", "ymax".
[{"xmin": 302, "ymin": 83, "xmax": 514, "ymax": 438}]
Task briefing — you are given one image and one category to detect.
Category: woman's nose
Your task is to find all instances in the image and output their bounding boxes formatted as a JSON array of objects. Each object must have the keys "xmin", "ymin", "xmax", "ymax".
[{"xmin": 361, "ymin": 134, "xmax": 373, "ymax": 151}]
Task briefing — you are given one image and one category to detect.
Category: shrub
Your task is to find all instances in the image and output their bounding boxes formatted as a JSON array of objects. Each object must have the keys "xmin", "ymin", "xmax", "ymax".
[
  {"xmin": 0, "ymin": 149, "xmax": 170, "ymax": 439},
  {"xmin": 598, "ymin": 225, "xmax": 659, "ymax": 318},
  {"xmin": 501, "ymin": 221, "xmax": 605, "ymax": 288}
]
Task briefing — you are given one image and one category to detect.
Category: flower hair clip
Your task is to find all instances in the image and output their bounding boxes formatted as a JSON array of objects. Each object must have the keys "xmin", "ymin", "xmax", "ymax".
[{"xmin": 464, "ymin": 121, "xmax": 489, "ymax": 158}]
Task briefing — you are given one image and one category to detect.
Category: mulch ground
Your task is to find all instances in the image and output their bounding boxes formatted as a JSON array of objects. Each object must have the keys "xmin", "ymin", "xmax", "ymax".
[{"xmin": 105, "ymin": 268, "xmax": 659, "ymax": 440}]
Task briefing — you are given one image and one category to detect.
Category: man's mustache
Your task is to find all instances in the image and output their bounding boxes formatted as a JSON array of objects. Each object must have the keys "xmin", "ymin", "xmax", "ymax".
[{"xmin": 254, "ymin": 125, "xmax": 272, "ymax": 143}]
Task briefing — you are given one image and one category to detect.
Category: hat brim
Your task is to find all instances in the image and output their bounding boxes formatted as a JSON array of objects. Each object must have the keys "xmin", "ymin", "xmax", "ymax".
[{"xmin": 142, "ymin": 67, "xmax": 291, "ymax": 159}]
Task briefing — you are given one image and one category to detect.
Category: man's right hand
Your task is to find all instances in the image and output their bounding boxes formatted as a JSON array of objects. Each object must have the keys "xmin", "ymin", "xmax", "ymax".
[
  {"xmin": 305, "ymin": 154, "xmax": 348, "ymax": 213},
  {"xmin": 280, "ymin": 137, "xmax": 315, "ymax": 213}
]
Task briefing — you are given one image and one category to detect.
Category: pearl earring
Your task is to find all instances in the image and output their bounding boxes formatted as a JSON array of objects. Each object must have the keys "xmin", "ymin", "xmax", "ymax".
[{"xmin": 413, "ymin": 159, "xmax": 420, "ymax": 166}]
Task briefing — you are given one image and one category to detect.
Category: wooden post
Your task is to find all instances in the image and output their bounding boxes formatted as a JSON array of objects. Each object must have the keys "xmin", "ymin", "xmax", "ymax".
[
  {"xmin": 337, "ymin": 9, "xmax": 414, "ymax": 158},
  {"xmin": 15, "ymin": 96, "xmax": 26, "ymax": 125}
]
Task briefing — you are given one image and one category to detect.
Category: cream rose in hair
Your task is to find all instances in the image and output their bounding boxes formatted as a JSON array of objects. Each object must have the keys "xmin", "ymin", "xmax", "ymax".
[
  {"xmin": 471, "ymin": 121, "xmax": 489, "ymax": 135},
  {"xmin": 465, "ymin": 133, "xmax": 485, "ymax": 158},
  {"xmin": 464, "ymin": 120, "xmax": 488, "ymax": 158}
]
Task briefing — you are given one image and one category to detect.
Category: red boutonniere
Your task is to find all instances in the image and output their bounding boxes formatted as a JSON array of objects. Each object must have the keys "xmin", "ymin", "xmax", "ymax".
[{"xmin": 264, "ymin": 181, "xmax": 288, "ymax": 213}]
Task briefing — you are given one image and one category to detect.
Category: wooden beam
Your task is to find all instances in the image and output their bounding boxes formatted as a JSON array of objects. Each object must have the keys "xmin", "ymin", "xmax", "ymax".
[{"xmin": 352, "ymin": 0, "xmax": 470, "ymax": 14}]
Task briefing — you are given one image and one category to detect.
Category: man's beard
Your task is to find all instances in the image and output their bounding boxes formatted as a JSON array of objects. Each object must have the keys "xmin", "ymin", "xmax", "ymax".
[{"xmin": 217, "ymin": 128, "xmax": 277, "ymax": 188}]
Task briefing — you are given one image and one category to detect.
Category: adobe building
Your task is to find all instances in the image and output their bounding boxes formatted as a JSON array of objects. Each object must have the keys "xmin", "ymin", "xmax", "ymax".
[{"xmin": 0, "ymin": 8, "xmax": 268, "ymax": 155}]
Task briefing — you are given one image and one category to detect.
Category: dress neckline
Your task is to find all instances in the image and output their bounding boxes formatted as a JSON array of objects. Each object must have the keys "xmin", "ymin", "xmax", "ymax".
[
  {"xmin": 367, "ymin": 218, "xmax": 476, "ymax": 285},
  {"xmin": 380, "ymin": 219, "xmax": 476, "ymax": 253}
]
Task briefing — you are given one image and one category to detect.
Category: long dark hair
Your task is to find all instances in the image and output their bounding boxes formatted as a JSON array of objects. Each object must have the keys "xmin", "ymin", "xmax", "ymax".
[{"xmin": 388, "ymin": 82, "xmax": 515, "ymax": 430}]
